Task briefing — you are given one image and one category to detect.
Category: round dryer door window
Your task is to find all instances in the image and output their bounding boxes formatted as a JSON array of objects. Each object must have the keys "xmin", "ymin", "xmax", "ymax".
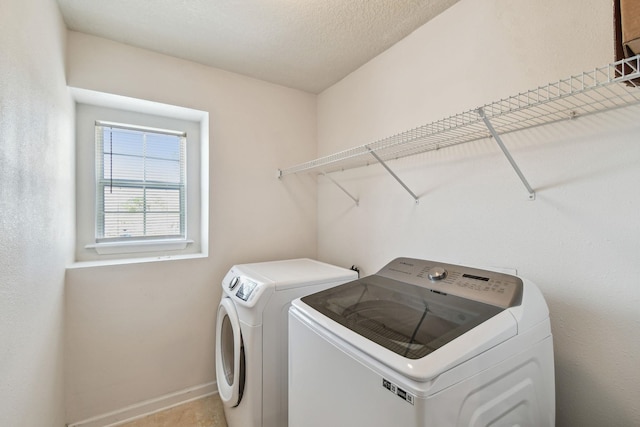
[{"xmin": 215, "ymin": 298, "xmax": 245, "ymax": 407}]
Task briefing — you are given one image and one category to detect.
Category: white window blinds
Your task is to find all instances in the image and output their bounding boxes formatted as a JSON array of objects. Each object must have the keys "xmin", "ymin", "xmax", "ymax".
[{"xmin": 95, "ymin": 121, "xmax": 186, "ymax": 242}]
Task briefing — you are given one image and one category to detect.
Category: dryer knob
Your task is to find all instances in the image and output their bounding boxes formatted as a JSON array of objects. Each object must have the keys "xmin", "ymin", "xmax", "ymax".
[
  {"xmin": 428, "ymin": 267, "xmax": 448, "ymax": 281},
  {"xmin": 229, "ymin": 276, "xmax": 240, "ymax": 290}
]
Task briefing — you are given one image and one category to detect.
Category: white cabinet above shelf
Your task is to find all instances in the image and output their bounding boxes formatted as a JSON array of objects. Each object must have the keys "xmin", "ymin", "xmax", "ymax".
[{"xmin": 278, "ymin": 55, "xmax": 640, "ymax": 203}]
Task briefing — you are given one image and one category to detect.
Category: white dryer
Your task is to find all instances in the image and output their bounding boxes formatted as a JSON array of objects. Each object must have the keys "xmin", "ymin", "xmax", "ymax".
[
  {"xmin": 215, "ymin": 258, "xmax": 357, "ymax": 427},
  {"xmin": 289, "ymin": 257, "xmax": 555, "ymax": 427}
]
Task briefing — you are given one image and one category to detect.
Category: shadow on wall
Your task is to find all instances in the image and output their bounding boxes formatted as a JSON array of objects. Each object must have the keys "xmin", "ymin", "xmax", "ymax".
[{"xmin": 547, "ymin": 294, "xmax": 639, "ymax": 427}]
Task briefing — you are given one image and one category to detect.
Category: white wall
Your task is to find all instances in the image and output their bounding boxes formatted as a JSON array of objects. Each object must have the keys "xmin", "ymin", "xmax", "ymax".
[
  {"xmin": 64, "ymin": 32, "xmax": 318, "ymax": 424},
  {"xmin": 0, "ymin": 0, "xmax": 73, "ymax": 425},
  {"xmin": 317, "ymin": 0, "xmax": 640, "ymax": 426}
]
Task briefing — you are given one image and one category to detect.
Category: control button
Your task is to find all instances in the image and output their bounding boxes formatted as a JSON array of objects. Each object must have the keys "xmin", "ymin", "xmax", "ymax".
[
  {"xmin": 428, "ymin": 266, "xmax": 448, "ymax": 281},
  {"xmin": 229, "ymin": 276, "xmax": 240, "ymax": 290}
]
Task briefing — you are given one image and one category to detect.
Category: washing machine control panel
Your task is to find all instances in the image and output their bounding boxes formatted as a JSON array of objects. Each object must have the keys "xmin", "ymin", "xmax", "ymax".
[{"xmin": 378, "ymin": 258, "xmax": 523, "ymax": 308}]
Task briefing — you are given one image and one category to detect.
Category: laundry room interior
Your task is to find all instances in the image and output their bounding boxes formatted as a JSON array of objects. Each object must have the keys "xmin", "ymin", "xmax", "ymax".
[{"xmin": 2, "ymin": 0, "xmax": 640, "ymax": 426}]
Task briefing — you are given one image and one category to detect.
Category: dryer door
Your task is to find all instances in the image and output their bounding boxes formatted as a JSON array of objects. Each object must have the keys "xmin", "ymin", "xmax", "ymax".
[{"xmin": 216, "ymin": 297, "xmax": 245, "ymax": 407}]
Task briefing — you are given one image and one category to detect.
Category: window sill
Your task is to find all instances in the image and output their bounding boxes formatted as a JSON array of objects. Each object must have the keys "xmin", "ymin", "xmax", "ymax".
[
  {"xmin": 67, "ymin": 252, "xmax": 207, "ymax": 269},
  {"xmin": 85, "ymin": 239, "xmax": 194, "ymax": 255}
]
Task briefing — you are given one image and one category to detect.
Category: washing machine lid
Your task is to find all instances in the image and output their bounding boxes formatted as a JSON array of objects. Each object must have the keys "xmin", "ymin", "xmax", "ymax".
[
  {"xmin": 297, "ymin": 258, "xmax": 525, "ymax": 380},
  {"xmin": 302, "ymin": 273, "xmax": 508, "ymax": 360}
]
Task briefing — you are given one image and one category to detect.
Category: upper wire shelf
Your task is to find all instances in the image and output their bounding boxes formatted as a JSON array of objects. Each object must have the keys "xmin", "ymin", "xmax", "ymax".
[{"xmin": 278, "ymin": 55, "xmax": 640, "ymax": 178}]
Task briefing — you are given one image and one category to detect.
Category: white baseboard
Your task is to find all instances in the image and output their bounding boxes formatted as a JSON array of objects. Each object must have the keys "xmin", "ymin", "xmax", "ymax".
[{"xmin": 67, "ymin": 382, "xmax": 218, "ymax": 427}]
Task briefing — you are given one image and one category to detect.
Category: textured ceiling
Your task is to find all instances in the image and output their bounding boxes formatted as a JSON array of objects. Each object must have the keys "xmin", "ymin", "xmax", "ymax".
[{"xmin": 56, "ymin": 0, "xmax": 459, "ymax": 93}]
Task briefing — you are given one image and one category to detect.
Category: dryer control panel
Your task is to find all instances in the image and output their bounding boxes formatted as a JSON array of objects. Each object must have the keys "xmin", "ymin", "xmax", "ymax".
[
  {"xmin": 378, "ymin": 258, "xmax": 523, "ymax": 308},
  {"xmin": 222, "ymin": 268, "xmax": 268, "ymax": 307},
  {"xmin": 232, "ymin": 277, "xmax": 258, "ymax": 301}
]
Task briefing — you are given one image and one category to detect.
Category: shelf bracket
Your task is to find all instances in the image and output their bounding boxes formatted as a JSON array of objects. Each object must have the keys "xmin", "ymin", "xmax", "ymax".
[
  {"xmin": 477, "ymin": 108, "xmax": 536, "ymax": 200},
  {"xmin": 320, "ymin": 172, "xmax": 359, "ymax": 206},
  {"xmin": 366, "ymin": 146, "xmax": 419, "ymax": 204}
]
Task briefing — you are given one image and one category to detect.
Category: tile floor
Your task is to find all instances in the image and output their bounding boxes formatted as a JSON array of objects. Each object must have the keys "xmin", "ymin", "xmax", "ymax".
[{"xmin": 116, "ymin": 394, "xmax": 227, "ymax": 427}]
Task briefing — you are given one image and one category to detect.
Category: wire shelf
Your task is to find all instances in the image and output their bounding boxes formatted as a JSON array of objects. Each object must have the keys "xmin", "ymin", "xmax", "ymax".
[{"xmin": 278, "ymin": 55, "xmax": 640, "ymax": 178}]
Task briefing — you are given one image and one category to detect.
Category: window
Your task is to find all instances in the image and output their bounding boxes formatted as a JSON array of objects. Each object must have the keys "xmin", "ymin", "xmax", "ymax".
[
  {"xmin": 95, "ymin": 122, "xmax": 186, "ymax": 242},
  {"xmin": 71, "ymin": 88, "xmax": 208, "ymax": 263}
]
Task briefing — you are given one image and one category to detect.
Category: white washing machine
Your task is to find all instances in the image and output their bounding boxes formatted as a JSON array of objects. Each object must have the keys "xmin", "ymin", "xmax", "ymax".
[
  {"xmin": 289, "ymin": 257, "xmax": 555, "ymax": 427},
  {"xmin": 215, "ymin": 258, "xmax": 357, "ymax": 427}
]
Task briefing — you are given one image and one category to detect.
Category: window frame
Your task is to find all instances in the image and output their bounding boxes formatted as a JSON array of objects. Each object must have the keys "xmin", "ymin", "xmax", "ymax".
[{"xmin": 72, "ymin": 88, "xmax": 208, "ymax": 263}]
